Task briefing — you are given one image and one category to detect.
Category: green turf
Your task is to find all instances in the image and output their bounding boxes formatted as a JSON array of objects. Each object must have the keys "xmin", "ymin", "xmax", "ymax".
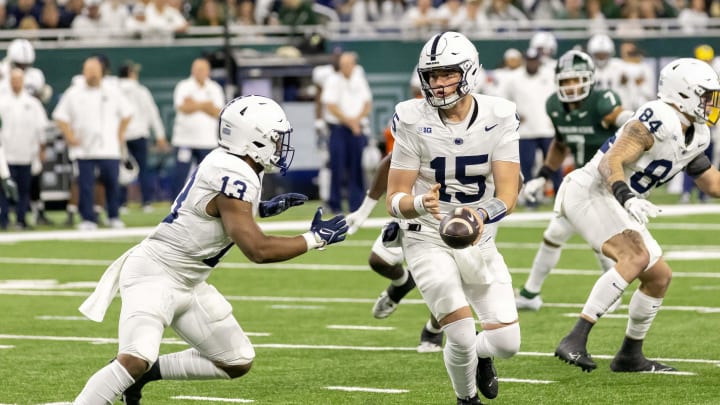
[{"xmin": 1, "ymin": 197, "xmax": 720, "ymax": 404}]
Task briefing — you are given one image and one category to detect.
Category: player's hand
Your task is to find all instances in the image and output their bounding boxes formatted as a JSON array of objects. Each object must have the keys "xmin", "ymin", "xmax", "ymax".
[
  {"xmin": 1, "ymin": 177, "xmax": 18, "ymax": 204},
  {"xmin": 259, "ymin": 193, "xmax": 308, "ymax": 218},
  {"xmin": 310, "ymin": 207, "xmax": 348, "ymax": 247},
  {"xmin": 522, "ymin": 177, "xmax": 546, "ymax": 203},
  {"xmin": 423, "ymin": 183, "xmax": 442, "ymax": 220},
  {"xmin": 623, "ymin": 197, "xmax": 660, "ymax": 225}
]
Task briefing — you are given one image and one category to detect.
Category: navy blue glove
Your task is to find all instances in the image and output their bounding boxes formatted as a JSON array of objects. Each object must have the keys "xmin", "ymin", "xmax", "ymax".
[
  {"xmin": 310, "ymin": 207, "xmax": 348, "ymax": 247},
  {"xmin": 259, "ymin": 193, "xmax": 308, "ymax": 218}
]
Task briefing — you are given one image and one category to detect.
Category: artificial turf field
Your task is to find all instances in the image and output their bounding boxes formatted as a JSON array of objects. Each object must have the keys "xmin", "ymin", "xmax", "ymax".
[{"xmin": 1, "ymin": 197, "xmax": 720, "ymax": 405}]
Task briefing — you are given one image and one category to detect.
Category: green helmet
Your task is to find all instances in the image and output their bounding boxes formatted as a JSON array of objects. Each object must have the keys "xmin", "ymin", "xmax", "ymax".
[{"xmin": 555, "ymin": 50, "xmax": 595, "ymax": 103}]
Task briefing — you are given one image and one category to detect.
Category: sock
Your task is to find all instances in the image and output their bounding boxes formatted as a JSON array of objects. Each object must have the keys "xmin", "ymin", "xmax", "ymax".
[
  {"xmin": 74, "ymin": 359, "xmax": 135, "ymax": 404},
  {"xmin": 126, "ymin": 360, "xmax": 162, "ymax": 392},
  {"xmin": 67, "ymin": 204, "xmax": 78, "ymax": 214},
  {"xmin": 390, "ymin": 268, "xmax": 409, "ymax": 286},
  {"xmin": 617, "ymin": 336, "xmax": 645, "ymax": 357},
  {"xmin": 158, "ymin": 348, "xmax": 231, "ymax": 380},
  {"xmin": 567, "ymin": 318, "xmax": 594, "ymax": 347},
  {"xmin": 523, "ymin": 242, "xmax": 562, "ymax": 295},
  {"xmin": 426, "ymin": 319, "xmax": 442, "ymax": 334},
  {"xmin": 595, "ymin": 251, "xmax": 615, "ymax": 272},
  {"xmin": 387, "ymin": 270, "xmax": 415, "ymax": 303},
  {"xmin": 581, "ymin": 268, "xmax": 628, "ymax": 321},
  {"xmin": 626, "ymin": 289, "xmax": 663, "ymax": 340},
  {"xmin": 475, "ymin": 323, "xmax": 521, "ymax": 359},
  {"xmin": 442, "ymin": 318, "xmax": 477, "ymax": 400}
]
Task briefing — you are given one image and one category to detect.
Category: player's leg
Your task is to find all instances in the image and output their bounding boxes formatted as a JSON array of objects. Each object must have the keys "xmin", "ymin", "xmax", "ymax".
[
  {"xmin": 517, "ymin": 215, "xmax": 574, "ymax": 310},
  {"xmin": 75, "ymin": 254, "xmax": 173, "ymax": 404},
  {"xmin": 326, "ymin": 125, "xmax": 345, "ymax": 213},
  {"xmin": 610, "ymin": 257, "xmax": 675, "ymax": 372},
  {"xmin": 124, "ymin": 283, "xmax": 254, "ymax": 403},
  {"xmin": 76, "ymin": 159, "xmax": 97, "ymax": 228},
  {"xmin": 417, "ymin": 314, "xmax": 444, "ymax": 353},
  {"xmin": 128, "ymin": 138, "xmax": 152, "ymax": 209},
  {"xmin": 99, "ymin": 159, "xmax": 123, "ymax": 228},
  {"xmin": 370, "ymin": 233, "xmax": 413, "ymax": 319},
  {"xmin": 466, "ymin": 243, "xmax": 521, "ymax": 401},
  {"xmin": 404, "ymin": 236, "xmax": 479, "ymax": 403},
  {"xmin": 30, "ymin": 159, "xmax": 53, "ymax": 225},
  {"xmin": 347, "ymin": 134, "xmax": 366, "ymax": 212}
]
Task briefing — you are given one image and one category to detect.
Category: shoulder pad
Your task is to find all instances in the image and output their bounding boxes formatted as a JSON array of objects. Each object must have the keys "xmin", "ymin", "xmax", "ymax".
[
  {"xmin": 394, "ymin": 98, "xmax": 426, "ymax": 125},
  {"xmin": 492, "ymin": 97, "xmax": 516, "ymax": 119}
]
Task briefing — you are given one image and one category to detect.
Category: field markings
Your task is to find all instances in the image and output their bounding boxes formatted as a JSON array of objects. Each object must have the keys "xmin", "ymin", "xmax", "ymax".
[
  {"xmin": 327, "ymin": 325, "xmax": 396, "ymax": 331},
  {"xmin": 0, "ymin": 333, "xmax": 717, "ymax": 368},
  {"xmin": 562, "ymin": 313, "xmax": 628, "ymax": 319},
  {"xmin": 36, "ymin": 315, "xmax": 91, "ymax": 321},
  {"xmin": 499, "ymin": 377, "xmax": 555, "ymax": 384},
  {"xmin": 271, "ymin": 304, "xmax": 325, "ymax": 310},
  {"xmin": 0, "ymin": 345, "xmax": 14, "ymax": 349},
  {"xmin": 171, "ymin": 396, "xmax": 254, "ymax": 403},
  {"xmin": 325, "ymin": 386, "xmax": 408, "ymax": 394},
  {"xmin": 2, "ymin": 204, "xmax": 720, "ymax": 244}
]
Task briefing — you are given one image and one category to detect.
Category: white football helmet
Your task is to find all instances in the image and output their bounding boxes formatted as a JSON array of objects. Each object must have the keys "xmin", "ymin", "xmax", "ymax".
[
  {"xmin": 658, "ymin": 58, "xmax": 720, "ymax": 125},
  {"xmin": 218, "ymin": 95, "xmax": 294, "ymax": 174},
  {"xmin": 529, "ymin": 31, "xmax": 557, "ymax": 59},
  {"xmin": 555, "ymin": 50, "xmax": 596, "ymax": 103},
  {"xmin": 587, "ymin": 34, "xmax": 615, "ymax": 68},
  {"xmin": 7, "ymin": 39, "xmax": 35, "ymax": 68},
  {"xmin": 118, "ymin": 154, "xmax": 140, "ymax": 186},
  {"xmin": 417, "ymin": 31, "xmax": 480, "ymax": 109}
]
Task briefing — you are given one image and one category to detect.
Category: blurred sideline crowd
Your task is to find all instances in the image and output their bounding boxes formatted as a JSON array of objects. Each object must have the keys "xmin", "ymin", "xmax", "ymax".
[
  {"xmin": 0, "ymin": 0, "xmax": 718, "ymax": 36},
  {"xmin": 0, "ymin": 31, "xmax": 719, "ymax": 231}
]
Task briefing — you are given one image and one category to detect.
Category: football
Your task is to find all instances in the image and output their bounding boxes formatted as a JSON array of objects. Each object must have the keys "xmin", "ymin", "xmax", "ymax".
[{"xmin": 439, "ymin": 207, "xmax": 482, "ymax": 249}]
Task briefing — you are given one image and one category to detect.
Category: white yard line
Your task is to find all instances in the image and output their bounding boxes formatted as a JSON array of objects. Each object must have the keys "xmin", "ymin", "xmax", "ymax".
[
  {"xmin": 325, "ymin": 386, "xmax": 408, "ymax": 394},
  {"xmin": 499, "ymin": 378, "xmax": 556, "ymax": 384},
  {"xmin": 327, "ymin": 325, "xmax": 396, "ymax": 331},
  {"xmin": 0, "ymin": 333, "xmax": 715, "ymax": 368},
  {"xmin": 171, "ymin": 396, "xmax": 254, "ymax": 403}
]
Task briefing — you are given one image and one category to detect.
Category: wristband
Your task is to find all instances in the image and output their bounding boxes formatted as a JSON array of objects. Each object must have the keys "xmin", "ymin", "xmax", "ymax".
[
  {"xmin": 357, "ymin": 193, "xmax": 379, "ymax": 217},
  {"xmin": 538, "ymin": 165, "xmax": 555, "ymax": 180},
  {"xmin": 413, "ymin": 194, "xmax": 428, "ymax": 216},
  {"xmin": 390, "ymin": 192, "xmax": 408, "ymax": 219},
  {"xmin": 478, "ymin": 198, "xmax": 507, "ymax": 223},
  {"xmin": 302, "ymin": 231, "xmax": 326, "ymax": 251},
  {"xmin": 611, "ymin": 181, "xmax": 635, "ymax": 206}
]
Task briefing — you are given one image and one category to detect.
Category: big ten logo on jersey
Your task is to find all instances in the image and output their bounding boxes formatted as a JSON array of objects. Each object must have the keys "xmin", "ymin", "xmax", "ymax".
[{"xmin": 417, "ymin": 126, "xmax": 433, "ymax": 134}]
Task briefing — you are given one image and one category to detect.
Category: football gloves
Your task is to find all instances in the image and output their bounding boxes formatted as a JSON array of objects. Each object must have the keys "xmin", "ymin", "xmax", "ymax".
[
  {"xmin": 258, "ymin": 193, "xmax": 308, "ymax": 218},
  {"xmin": 345, "ymin": 195, "xmax": 378, "ymax": 234},
  {"xmin": 522, "ymin": 177, "xmax": 546, "ymax": 203},
  {"xmin": 309, "ymin": 207, "xmax": 348, "ymax": 248},
  {"xmin": 1, "ymin": 177, "xmax": 18, "ymax": 204},
  {"xmin": 623, "ymin": 197, "xmax": 660, "ymax": 225}
]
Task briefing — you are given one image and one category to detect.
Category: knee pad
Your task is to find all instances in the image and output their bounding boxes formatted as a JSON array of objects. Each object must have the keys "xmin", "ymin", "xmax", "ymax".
[
  {"xmin": 642, "ymin": 235, "xmax": 662, "ymax": 271},
  {"xmin": 443, "ymin": 317, "xmax": 477, "ymax": 349},
  {"xmin": 481, "ymin": 323, "xmax": 520, "ymax": 359},
  {"xmin": 542, "ymin": 216, "xmax": 574, "ymax": 246},
  {"xmin": 118, "ymin": 315, "xmax": 165, "ymax": 364}
]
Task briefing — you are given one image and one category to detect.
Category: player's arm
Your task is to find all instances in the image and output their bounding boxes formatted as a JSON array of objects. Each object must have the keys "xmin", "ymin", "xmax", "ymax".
[
  {"xmin": 598, "ymin": 120, "xmax": 654, "ymax": 187},
  {"xmin": 212, "ymin": 194, "xmax": 346, "ymax": 263},
  {"xmin": 55, "ymin": 120, "xmax": 80, "ymax": 146},
  {"xmin": 689, "ymin": 155, "xmax": 720, "ymax": 197},
  {"xmin": 386, "ymin": 168, "xmax": 441, "ymax": 220},
  {"xmin": 346, "ymin": 154, "xmax": 391, "ymax": 234},
  {"xmin": 487, "ymin": 160, "xmax": 520, "ymax": 217},
  {"xmin": 601, "ymin": 105, "xmax": 633, "ymax": 129}
]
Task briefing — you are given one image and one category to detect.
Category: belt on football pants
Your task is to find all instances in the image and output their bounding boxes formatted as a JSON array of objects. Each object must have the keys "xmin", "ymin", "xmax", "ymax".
[{"xmin": 401, "ymin": 223, "xmax": 422, "ymax": 232}]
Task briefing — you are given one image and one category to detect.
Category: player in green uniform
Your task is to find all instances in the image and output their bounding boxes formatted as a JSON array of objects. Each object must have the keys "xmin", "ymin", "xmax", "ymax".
[{"xmin": 516, "ymin": 50, "xmax": 633, "ymax": 311}]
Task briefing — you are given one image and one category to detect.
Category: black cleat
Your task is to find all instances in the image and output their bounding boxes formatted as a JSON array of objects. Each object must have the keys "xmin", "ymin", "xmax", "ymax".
[
  {"xmin": 457, "ymin": 394, "xmax": 483, "ymax": 405},
  {"xmin": 35, "ymin": 214, "xmax": 54, "ymax": 226},
  {"xmin": 417, "ymin": 326, "xmax": 444, "ymax": 353},
  {"xmin": 476, "ymin": 357, "xmax": 498, "ymax": 399},
  {"xmin": 555, "ymin": 335, "xmax": 597, "ymax": 372},
  {"xmin": 610, "ymin": 354, "xmax": 677, "ymax": 373},
  {"xmin": 121, "ymin": 385, "xmax": 142, "ymax": 405}
]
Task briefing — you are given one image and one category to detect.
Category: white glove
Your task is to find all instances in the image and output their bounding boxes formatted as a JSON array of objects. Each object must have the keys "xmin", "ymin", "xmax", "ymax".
[
  {"xmin": 315, "ymin": 118, "xmax": 329, "ymax": 138},
  {"xmin": 522, "ymin": 177, "xmax": 547, "ymax": 203},
  {"xmin": 623, "ymin": 197, "xmax": 661, "ymax": 225},
  {"xmin": 345, "ymin": 194, "xmax": 378, "ymax": 234}
]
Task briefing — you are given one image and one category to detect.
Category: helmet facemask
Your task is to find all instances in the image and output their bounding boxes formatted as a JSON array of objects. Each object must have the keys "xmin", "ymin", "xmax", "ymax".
[
  {"xmin": 697, "ymin": 88, "xmax": 720, "ymax": 125},
  {"xmin": 270, "ymin": 128, "xmax": 295, "ymax": 175},
  {"xmin": 557, "ymin": 71, "xmax": 594, "ymax": 103},
  {"xmin": 418, "ymin": 62, "xmax": 472, "ymax": 109}
]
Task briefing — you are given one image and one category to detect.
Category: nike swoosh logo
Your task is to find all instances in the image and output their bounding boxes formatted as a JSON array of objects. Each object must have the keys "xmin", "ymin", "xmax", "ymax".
[
  {"xmin": 485, "ymin": 124, "xmax": 498, "ymax": 131},
  {"xmin": 611, "ymin": 282, "xmax": 624, "ymax": 292},
  {"xmin": 578, "ymin": 111, "xmax": 588, "ymax": 118},
  {"xmin": 698, "ymin": 143, "xmax": 706, "ymax": 148}
]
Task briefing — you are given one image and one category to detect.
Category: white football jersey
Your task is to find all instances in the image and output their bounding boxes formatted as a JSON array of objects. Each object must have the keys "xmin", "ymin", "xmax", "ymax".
[
  {"xmin": 390, "ymin": 94, "xmax": 520, "ymax": 236},
  {"xmin": 141, "ymin": 148, "xmax": 261, "ymax": 284},
  {"xmin": 583, "ymin": 100, "xmax": 710, "ymax": 198}
]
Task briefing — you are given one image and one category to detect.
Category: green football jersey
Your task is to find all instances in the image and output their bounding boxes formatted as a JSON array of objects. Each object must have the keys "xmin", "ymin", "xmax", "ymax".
[{"xmin": 546, "ymin": 88, "xmax": 621, "ymax": 167}]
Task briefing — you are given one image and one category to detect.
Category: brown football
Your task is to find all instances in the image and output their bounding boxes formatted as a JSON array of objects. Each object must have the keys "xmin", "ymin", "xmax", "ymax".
[{"xmin": 439, "ymin": 207, "xmax": 481, "ymax": 249}]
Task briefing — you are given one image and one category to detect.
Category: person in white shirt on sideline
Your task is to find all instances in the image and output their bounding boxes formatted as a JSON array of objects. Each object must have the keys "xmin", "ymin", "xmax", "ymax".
[
  {"xmin": 118, "ymin": 61, "xmax": 169, "ymax": 212},
  {"xmin": 0, "ymin": 68, "xmax": 47, "ymax": 230},
  {"xmin": 53, "ymin": 57, "xmax": 132, "ymax": 230},
  {"xmin": 321, "ymin": 52, "xmax": 373, "ymax": 213},
  {"xmin": 144, "ymin": 0, "xmax": 189, "ymax": 35},
  {"xmin": 170, "ymin": 58, "xmax": 225, "ymax": 198},
  {"xmin": 499, "ymin": 48, "xmax": 558, "ymax": 203}
]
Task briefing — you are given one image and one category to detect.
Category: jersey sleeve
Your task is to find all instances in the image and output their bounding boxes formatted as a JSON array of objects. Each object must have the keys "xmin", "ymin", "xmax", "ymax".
[
  {"xmin": 204, "ymin": 160, "xmax": 261, "ymax": 205},
  {"xmin": 492, "ymin": 107, "xmax": 521, "ymax": 163},
  {"xmin": 389, "ymin": 109, "xmax": 421, "ymax": 170},
  {"xmin": 320, "ymin": 75, "xmax": 340, "ymax": 105},
  {"xmin": 51, "ymin": 90, "xmax": 72, "ymax": 122},
  {"xmin": 631, "ymin": 100, "xmax": 674, "ymax": 142},
  {"xmin": 173, "ymin": 80, "xmax": 187, "ymax": 109},
  {"xmin": 596, "ymin": 89, "xmax": 621, "ymax": 118}
]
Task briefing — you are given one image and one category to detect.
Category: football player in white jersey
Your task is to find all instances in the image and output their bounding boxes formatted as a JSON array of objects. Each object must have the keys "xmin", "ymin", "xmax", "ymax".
[
  {"xmin": 553, "ymin": 58, "xmax": 720, "ymax": 373},
  {"xmin": 386, "ymin": 32, "xmax": 521, "ymax": 405},
  {"xmin": 73, "ymin": 96, "xmax": 349, "ymax": 405}
]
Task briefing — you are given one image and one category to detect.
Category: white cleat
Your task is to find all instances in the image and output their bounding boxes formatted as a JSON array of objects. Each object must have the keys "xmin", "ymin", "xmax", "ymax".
[
  {"xmin": 372, "ymin": 291, "xmax": 398, "ymax": 319},
  {"xmin": 417, "ymin": 341, "xmax": 443, "ymax": 353},
  {"xmin": 515, "ymin": 291, "xmax": 543, "ymax": 311}
]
